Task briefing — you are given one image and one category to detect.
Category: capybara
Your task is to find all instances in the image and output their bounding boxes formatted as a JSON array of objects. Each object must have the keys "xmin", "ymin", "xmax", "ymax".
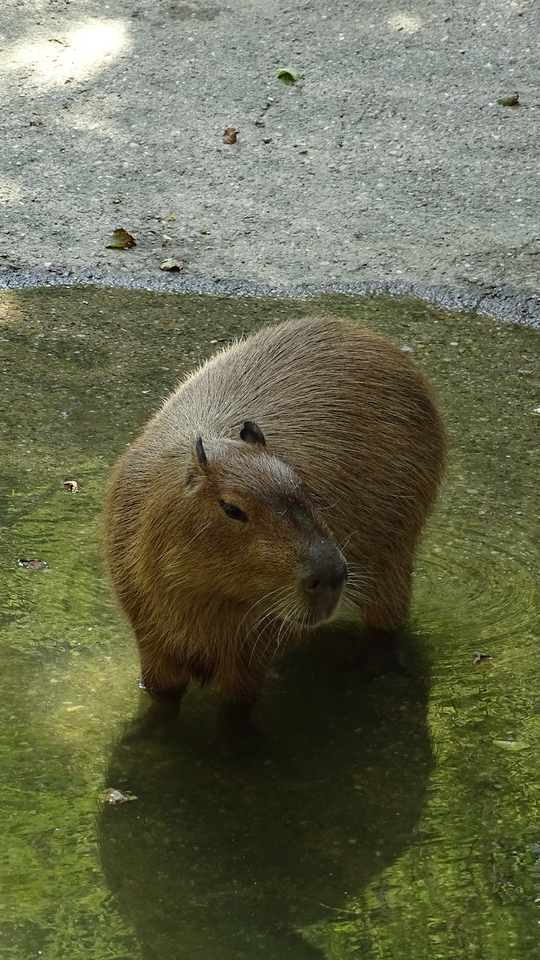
[{"xmin": 104, "ymin": 314, "xmax": 446, "ymax": 747}]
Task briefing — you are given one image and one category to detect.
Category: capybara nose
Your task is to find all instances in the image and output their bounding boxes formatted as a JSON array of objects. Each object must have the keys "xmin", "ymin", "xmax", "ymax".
[{"xmin": 303, "ymin": 552, "xmax": 348, "ymax": 596}]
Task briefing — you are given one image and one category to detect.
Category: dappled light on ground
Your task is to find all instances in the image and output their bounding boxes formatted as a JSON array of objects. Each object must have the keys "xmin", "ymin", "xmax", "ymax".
[
  {"xmin": 0, "ymin": 174, "xmax": 22, "ymax": 206},
  {"xmin": 0, "ymin": 19, "xmax": 131, "ymax": 93},
  {"xmin": 386, "ymin": 12, "xmax": 423, "ymax": 33}
]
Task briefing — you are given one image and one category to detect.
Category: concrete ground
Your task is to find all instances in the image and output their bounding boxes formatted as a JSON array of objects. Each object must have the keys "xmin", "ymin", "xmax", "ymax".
[{"xmin": 0, "ymin": 0, "xmax": 539, "ymax": 323}]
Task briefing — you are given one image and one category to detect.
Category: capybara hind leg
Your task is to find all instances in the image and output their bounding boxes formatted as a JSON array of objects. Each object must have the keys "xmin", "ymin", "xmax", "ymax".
[
  {"xmin": 360, "ymin": 559, "xmax": 413, "ymax": 633},
  {"xmin": 351, "ymin": 627, "xmax": 405, "ymax": 679},
  {"xmin": 353, "ymin": 560, "xmax": 413, "ymax": 677}
]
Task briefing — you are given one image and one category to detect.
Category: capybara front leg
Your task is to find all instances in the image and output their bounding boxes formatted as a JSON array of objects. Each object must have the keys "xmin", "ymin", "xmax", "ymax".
[
  {"xmin": 135, "ymin": 650, "xmax": 191, "ymax": 738},
  {"xmin": 215, "ymin": 665, "xmax": 266, "ymax": 758}
]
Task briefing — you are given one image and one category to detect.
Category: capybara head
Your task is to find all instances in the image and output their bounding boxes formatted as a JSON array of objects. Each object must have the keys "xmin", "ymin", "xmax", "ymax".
[{"xmin": 167, "ymin": 421, "xmax": 348, "ymax": 631}]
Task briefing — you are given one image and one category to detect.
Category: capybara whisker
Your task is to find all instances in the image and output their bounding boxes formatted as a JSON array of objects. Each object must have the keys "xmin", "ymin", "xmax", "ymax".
[
  {"xmin": 104, "ymin": 314, "xmax": 445, "ymax": 746},
  {"xmin": 241, "ymin": 588, "xmax": 294, "ymax": 645},
  {"xmin": 248, "ymin": 589, "xmax": 299, "ymax": 663},
  {"xmin": 236, "ymin": 586, "xmax": 292, "ymax": 642}
]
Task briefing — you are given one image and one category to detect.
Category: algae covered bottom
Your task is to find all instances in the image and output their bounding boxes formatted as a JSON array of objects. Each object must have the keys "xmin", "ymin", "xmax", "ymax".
[{"xmin": 0, "ymin": 286, "xmax": 539, "ymax": 960}]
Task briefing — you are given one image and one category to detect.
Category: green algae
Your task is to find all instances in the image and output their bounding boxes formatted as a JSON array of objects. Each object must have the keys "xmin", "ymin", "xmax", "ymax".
[{"xmin": 0, "ymin": 286, "xmax": 539, "ymax": 959}]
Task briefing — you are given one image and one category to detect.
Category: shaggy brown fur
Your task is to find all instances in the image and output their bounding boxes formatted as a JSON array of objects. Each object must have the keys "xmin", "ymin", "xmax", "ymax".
[{"xmin": 104, "ymin": 315, "xmax": 446, "ymax": 741}]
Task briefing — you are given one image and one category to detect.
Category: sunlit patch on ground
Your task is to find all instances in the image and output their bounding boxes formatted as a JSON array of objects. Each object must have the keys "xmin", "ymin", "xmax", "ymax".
[
  {"xmin": 0, "ymin": 19, "xmax": 131, "ymax": 93},
  {"xmin": 386, "ymin": 12, "xmax": 423, "ymax": 33},
  {"xmin": 0, "ymin": 174, "xmax": 22, "ymax": 205}
]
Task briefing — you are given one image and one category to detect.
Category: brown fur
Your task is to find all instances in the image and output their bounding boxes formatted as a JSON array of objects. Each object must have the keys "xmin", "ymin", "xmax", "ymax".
[{"xmin": 104, "ymin": 315, "xmax": 446, "ymax": 732}]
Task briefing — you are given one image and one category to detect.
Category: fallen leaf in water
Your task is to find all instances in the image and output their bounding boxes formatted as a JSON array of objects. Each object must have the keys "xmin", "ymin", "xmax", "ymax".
[
  {"xmin": 105, "ymin": 228, "xmax": 137, "ymax": 250},
  {"xmin": 222, "ymin": 127, "xmax": 239, "ymax": 144},
  {"xmin": 18, "ymin": 558, "xmax": 48, "ymax": 570},
  {"xmin": 168, "ymin": 215, "xmax": 175, "ymax": 221},
  {"xmin": 277, "ymin": 66, "xmax": 303, "ymax": 83},
  {"xmin": 497, "ymin": 92, "xmax": 519, "ymax": 106},
  {"xmin": 493, "ymin": 739, "xmax": 530, "ymax": 752},
  {"xmin": 160, "ymin": 258, "xmax": 184, "ymax": 271},
  {"xmin": 101, "ymin": 788, "xmax": 138, "ymax": 804},
  {"xmin": 473, "ymin": 651, "xmax": 492, "ymax": 664},
  {"xmin": 29, "ymin": 118, "xmax": 43, "ymax": 126},
  {"xmin": 63, "ymin": 480, "xmax": 79, "ymax": 493}
]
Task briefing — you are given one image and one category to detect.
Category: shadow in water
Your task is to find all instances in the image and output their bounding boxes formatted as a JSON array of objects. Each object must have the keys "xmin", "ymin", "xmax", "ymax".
[{"xmin": 99, "ymin": 628, "xmax": 433, "ymax": 959}]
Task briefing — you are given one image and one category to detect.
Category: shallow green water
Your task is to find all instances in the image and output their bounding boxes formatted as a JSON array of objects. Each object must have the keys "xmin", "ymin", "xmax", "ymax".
[{"xmin": 0, "ymin": 286, "xmax": 539, "ymax": 960}]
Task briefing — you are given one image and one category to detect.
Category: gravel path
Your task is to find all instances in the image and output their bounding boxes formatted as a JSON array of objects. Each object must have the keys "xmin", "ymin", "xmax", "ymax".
[{"xmin": 1, "ymin": 0, "xmax": 539, "ymax": 323}]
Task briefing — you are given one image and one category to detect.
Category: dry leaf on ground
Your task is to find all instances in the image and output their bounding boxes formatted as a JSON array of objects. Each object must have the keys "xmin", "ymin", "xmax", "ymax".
[
  {"xmin": 105, "ymin": 228, "xmax": 137, "ymax": 250},
  {"xmin": 222, "ymin": 127, "xmax": 239, "ymax": 144},
  {"xmin": 497, "ymin": 92, "xmax": 519, "ymax": 106}
]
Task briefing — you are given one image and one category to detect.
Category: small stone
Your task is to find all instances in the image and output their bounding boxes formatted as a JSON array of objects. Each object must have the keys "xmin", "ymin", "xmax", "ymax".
[{"xmin": 160, "ymin": 258, "xmax": 184, "ymax": 272}]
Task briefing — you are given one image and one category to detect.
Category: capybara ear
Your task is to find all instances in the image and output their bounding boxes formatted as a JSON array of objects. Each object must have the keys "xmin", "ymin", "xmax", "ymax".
[
  {"xmin": 186, "ymin": 437, "xmax": 210, "ymax": 488},
  {"xmin": 195, "ymin": 436, "xmax": 208, "ymax": 468},
  {"xmin": 240, "ymin": 421, "xmax": 266, "ymax": 446}
]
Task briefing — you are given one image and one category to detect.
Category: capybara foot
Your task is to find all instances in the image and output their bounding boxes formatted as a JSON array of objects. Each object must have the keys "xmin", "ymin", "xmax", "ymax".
[
  {"xmin": 343, "ymin": 627, "xmax": 407, "ymax": 681},
  {"xmin": 214, "ymin": 701, "xmax": 264, "ymax": 759},
  {"xmin": 127, "ymin": 685, "xmax": 184, "ymax": 741}
]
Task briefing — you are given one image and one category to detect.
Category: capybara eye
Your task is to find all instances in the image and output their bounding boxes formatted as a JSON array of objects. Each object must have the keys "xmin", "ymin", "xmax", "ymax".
[{"xmin": 219, "ymin": 501, "xmax": 249, "ymax": 523}]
